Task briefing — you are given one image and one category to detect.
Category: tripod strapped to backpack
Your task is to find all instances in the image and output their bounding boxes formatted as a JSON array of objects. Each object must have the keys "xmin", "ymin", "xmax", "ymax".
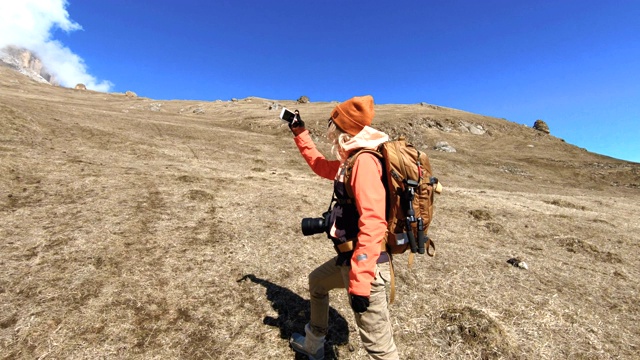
[{"xmin": 400, "ymin": 175, "xmax": 440, "ymax": 257}]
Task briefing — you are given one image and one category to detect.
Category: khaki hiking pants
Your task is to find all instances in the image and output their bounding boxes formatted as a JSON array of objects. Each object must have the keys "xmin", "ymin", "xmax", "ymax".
[{"xmin": 308, "ymin": 257, "xmax": 399, "ymax": 360}]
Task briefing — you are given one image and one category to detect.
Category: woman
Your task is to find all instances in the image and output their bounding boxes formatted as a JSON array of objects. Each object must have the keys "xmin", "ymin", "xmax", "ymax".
[{"xmin": 288, "ymin": 95, "xmax": 399, "ymax": 360}]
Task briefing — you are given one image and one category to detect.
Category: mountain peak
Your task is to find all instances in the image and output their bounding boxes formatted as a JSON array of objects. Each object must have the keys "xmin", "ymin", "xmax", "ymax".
[{"xmin": 0, "ymin": 46, "xmax": 58, "ymax": 85}]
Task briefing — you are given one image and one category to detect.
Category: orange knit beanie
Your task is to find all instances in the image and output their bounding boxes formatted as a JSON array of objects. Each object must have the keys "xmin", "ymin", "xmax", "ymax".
[{"xmin": 330, "ymin": 95, "xmax": 375, "ymax": 136}]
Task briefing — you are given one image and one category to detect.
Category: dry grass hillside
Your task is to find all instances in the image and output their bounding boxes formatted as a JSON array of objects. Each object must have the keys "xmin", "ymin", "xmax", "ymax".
[{"xmin": 1, "ymin": 63, "xmax": 639, "ymax": 359}]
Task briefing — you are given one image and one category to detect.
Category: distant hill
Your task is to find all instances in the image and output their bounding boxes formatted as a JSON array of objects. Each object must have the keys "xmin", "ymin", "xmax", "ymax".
[
  {"xmin": 1, "ymin": 63, "xmax": 638, "ymax": 359},
  {"xmin": 0, "ymin": 46, "xmax": 58, "ymax": 85}
]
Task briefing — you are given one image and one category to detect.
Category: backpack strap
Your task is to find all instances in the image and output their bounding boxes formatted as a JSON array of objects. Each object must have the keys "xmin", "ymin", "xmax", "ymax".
[
  {"xmin": 343, "ymin": 149, "xmax": 384, "ymax": 199},
  {"xmin": 343, "ymin": 148, "xmax": 390, "ymax": 250}
]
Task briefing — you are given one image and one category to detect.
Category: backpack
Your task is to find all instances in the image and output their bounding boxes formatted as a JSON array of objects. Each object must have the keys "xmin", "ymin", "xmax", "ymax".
[{"xmin": 344, "ymin": 137, "xmax": 442, "ymax": 302}]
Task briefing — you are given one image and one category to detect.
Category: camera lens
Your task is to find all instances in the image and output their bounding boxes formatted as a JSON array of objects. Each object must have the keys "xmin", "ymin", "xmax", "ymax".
[{"xmin": 301, "ymin": 217, "xmax": 326, "ymax": 236}]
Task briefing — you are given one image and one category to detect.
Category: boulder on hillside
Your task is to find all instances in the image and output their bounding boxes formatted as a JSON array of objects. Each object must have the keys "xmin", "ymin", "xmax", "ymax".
[
  {"xmin": 459, "ymin": 121, "xmax": 485, "ymax": 135},
  {"xmin": 297, "ymin": 96, "xmax": 309, "ymax": 104},
  {"xmin": 268, "ymin": 102, "xmax": 281, "ymax": 110},
  {"xmin": 419, "ymin": 102, "xmax": 439, "ymax": 110},
  {"xmin": 533, "ymin": 119, "xmax": 550, "ymax": 134},
  {"xmin": 125, "ymin": 91, "xmax": 137, "ymax": 98},
  {"xmin": 435, "ymin": 141, "xmax": 456, "ymax": 153},
  {"xmin": 74, "ymin": 83, "xmax": 87, "ymax": 90}
]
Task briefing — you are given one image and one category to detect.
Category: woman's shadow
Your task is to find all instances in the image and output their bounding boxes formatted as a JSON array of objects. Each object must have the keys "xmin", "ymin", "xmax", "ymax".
[{"xmin": 238, "ymin": 274, "xmax": 350, "ymax": 358}]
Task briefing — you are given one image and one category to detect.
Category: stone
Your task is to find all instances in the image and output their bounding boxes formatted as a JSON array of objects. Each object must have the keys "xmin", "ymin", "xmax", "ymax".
[
  {"xmin": 435, "ymin": 141, "xmax": 456, "ymax": 153},
  {"xmin": 469, "ymin": 125, "xmax": 485, "ymax": 135},
  {"xmin": 533, "ymin": 119, "xmax": 550, "ymax": 134}
]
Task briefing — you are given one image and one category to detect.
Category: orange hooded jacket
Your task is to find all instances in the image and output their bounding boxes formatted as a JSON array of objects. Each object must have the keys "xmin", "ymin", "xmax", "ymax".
[{"xmin": 294, "ymin": 130, "xmax": 386, "ymax": 297}]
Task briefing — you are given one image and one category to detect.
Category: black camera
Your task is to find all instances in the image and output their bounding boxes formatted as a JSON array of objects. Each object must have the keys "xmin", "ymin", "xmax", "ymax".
[{"xmin": 301, "ymin": 211, "xmax": 331, "ymax": 236}]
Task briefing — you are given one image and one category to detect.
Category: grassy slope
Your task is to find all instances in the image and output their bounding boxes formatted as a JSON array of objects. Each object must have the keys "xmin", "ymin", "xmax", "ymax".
[{"xmin": 1, "ymin": 64, "xmax": 639, "ymax": 359}]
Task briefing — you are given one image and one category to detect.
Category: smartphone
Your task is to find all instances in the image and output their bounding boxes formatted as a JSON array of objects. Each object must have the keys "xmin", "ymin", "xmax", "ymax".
[{"xmin": 279, "ymin": 108, "xmax": 296, "ymax": 123}]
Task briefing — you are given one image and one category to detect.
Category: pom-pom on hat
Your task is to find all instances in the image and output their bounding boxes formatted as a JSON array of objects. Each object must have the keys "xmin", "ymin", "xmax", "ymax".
[{"xmin": 330, "ymin": 95, "xmax": 375, "ymax": 136}]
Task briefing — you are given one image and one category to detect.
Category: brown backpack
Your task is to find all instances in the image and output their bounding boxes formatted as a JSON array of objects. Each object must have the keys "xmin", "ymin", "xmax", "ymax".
[{"xmin": 344, "ymin": 137, "xmax": 442, "ymax": 302}]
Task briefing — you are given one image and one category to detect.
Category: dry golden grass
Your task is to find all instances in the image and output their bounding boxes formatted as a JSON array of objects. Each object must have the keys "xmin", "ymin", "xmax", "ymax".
[{"xmin": 1, "ymin": 64, "xmax": 639, "ymax": 359}]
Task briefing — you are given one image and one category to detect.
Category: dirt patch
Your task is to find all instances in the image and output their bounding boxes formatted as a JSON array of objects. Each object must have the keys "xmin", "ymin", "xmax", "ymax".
[
  {"xmin": 469, "ymin": 209, "xmax": 492, "ymax": 221},
  {"xmin": 555, "ymin": 236, "xmax": 623, "ymax": 263},
  {"xmin": 437, "ymin": 306, "xmax": 522, "ymax": 359},
  {"xmin": 485, "ymin": 222, "xmax": 505, "ymax": 234},
  {"xmin": 544, "ymin": 199, "xmax": 587, "ymax": 210}
]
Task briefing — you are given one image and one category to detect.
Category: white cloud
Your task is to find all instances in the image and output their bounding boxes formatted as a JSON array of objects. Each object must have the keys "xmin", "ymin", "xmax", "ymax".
[{"xmin": 0, "ymin": 0, "xmax": 113, "ymax": 92}]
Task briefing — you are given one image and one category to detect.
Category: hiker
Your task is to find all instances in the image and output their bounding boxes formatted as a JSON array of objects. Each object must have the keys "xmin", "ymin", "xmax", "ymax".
[{"xmin": 288, "ymin": 95, "xmax": 399, "ymax": 360}]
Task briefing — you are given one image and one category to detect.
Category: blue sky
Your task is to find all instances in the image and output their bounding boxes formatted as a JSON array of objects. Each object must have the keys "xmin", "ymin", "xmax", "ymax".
[{"xmin": 3, "ymin": 1, "xmax": 639, "ymax": 162}]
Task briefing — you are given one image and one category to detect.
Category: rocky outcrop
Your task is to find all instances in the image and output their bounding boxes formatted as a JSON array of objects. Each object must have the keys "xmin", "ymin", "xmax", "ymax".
[
  {"xmin": 419, "ymin": 102, "xmax": 439, "ymax": 110},
  {"xmin": 125, "ymin": 91, "xmax": 137, "ymax": 98},
  {"xmin": 533, "ymin": 119, "xmax": 550, "ymax": 134},
  {"xmin": 435, "ymin": 141, "xmax": 456, "ymax": 152},
  {"xmin": 297, "ymin": 96, "xmax": 309, "ymax": 104},
  {"xmin": 459, "ymin": 121, "xmax": 486, "ymax": 135},
  {"xmin": 75, "ymin": 83, "xmax": 87, "ymax": 90},
  {"xmin": 0, "ymin": 46, "xmax": 58, "ymax": 85}
]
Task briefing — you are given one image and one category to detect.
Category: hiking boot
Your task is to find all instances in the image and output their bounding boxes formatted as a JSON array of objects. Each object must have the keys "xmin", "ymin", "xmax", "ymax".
[{"xmin": 289, "ymin": 323, "xmax": 325, "ymax": 360}]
